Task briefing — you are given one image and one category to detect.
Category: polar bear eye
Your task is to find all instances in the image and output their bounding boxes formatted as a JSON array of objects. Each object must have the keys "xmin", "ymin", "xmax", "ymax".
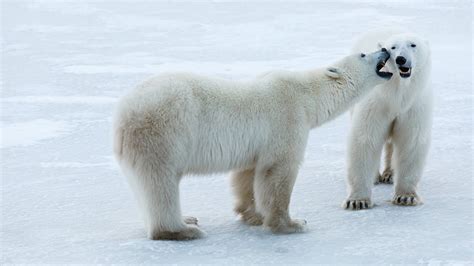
[
  {"xmin": 391, "ymin": 46, "xmax": 396, "ymax": 50},
  {"xmin": 411, "ymin": 44, "xmax": 416, "ymax": 47},
  {"xmin": 360, "ymin": 53, "xmax": 366, "ymax": 58}
]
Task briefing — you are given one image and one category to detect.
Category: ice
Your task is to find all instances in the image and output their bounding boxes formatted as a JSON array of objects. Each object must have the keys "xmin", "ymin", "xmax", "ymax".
[
  {"xmin": 1, "ymin": 1, "xmax": 472, "ymax": 264},
  {"xmin": 1, "ymin": 119, "xmax": 72, "ymax": 148},
  {"xmin": 1, "ymin": 96, "xmax": 118, "ymax": 104}
]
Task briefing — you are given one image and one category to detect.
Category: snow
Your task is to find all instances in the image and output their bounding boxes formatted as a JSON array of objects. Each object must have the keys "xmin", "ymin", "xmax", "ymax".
[
  {"xmin": 1, "ymin": 119, "xmax": 72, "ymax": 148},
  {"xmin": 1, "ymin": 96, "xmax": 118, "ymax": 104},
  {"xmin": 1, "ymin": 0, "xmax": 472, "ymax": 264}
]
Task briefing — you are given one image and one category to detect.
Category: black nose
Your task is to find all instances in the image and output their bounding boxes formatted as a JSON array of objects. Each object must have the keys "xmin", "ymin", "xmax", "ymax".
[
  {"xmin": 396, "ymin": 56, "xmax": 407, "ymax": 65},
  {"xmin": 381, "ymin": 48, "xmax": 387, "ymax": 52}
]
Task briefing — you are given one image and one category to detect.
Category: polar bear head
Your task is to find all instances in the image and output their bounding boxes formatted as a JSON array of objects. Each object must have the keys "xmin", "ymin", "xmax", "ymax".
[
  {"xmin": 324, "ymin": 49, "xmax": 393, "ymax": 87},
  {"xmin": 379, "ymin": 33, "xmax": 430, "ymax": 78}
]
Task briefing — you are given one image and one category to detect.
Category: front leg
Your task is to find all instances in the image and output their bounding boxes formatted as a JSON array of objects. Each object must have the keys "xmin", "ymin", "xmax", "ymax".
[
  {"xmin": 344, "ymin": 106, "xmax": 392, "ymax": 210},
  {"xmin": 391, "ymin": 103, "xmax": 432, "ymax": 206},
  {"xmin": 254, "ymin": 163, "xmax": 306, "ymax": 234}
]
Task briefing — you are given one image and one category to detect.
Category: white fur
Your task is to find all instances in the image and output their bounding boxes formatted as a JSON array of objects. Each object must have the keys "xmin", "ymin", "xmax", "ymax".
[
  {"xmin": 343, "ymin": 30, "xmax": 432, "ymax": 210},
  {"xmin": 114, "ymin": 51, "xmax": 389, "ymax": 240}
]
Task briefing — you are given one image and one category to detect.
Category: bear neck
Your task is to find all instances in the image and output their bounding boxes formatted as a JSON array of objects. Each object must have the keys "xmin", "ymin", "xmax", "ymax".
[{"xmin": 304, "ymin": 70, "xmax": 370, "ymax": 128}]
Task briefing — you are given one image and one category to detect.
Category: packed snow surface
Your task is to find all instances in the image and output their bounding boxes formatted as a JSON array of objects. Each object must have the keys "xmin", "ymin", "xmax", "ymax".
[{"xmin": 1, "ymin": 1, "xmax": 472, "ymax": 264}]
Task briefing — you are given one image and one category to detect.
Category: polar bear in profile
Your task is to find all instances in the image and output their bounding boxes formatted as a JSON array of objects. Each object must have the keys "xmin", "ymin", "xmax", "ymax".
[
  {"xmin": 114, "ymin": 50, "xmax": 392, "ymax": 240},
  {"xmin": 343, "ymin": 30, "xmax": 432, "ymax": 210}
]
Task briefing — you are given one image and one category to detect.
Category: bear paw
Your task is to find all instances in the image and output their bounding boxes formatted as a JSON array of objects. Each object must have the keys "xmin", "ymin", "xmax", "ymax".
[
  {"xmin": 235, "ymin": 206, "xmax": 264, "ymax": 226},
  {"xmin": 392, "ymin": 194, "xmax": 421, "ymax": 206},
  {"xmin": 377, "ymin": 168, "xmax": 394, "ymax": 184},
  {"xmin": 150, "ymin": 225, "xmax": 205, "ymax": 241},
  {"xmin": 237, "ymin": 208, "xmax": 263, "ymax": 226},
  {"xmin": 183, "ymin": 216, "xmax": 198, "ymax": 225},
  {"xmin": 269, "ymin": 219, "xmax": 307, "ymax": 234},
  {"xmin": 343, "ymin": 199, "xmax": 372, "ymax": 210}
]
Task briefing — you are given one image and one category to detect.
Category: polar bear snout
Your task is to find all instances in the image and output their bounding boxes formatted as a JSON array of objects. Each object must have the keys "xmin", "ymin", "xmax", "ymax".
[
  {"xmin": 395, "ymin": 56, "xmax": 407, "ymax": 65},
  {"xmin": 395, "ymin": 55, "xmax": 412, "ymax": 78},
  {"xmin": 373, "ymin": 49, "xmax": 392, "ymax": 79}
]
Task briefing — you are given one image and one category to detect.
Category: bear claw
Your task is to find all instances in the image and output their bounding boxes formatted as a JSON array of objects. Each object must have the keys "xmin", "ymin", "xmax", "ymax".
[
  {"xmin": 392, "ymin": 194, "xmax": 421, "ymax": 206},
  {"xmin": 377, "ymin": 168, "xmax": 393, "ymax": 184},
  {"xmin": 343, "ymin": 199, "xmax": 372, "ymax": 210},
  {"xmin": 183, "ymin": 216, "xmax": 198, "ymax": 225}
]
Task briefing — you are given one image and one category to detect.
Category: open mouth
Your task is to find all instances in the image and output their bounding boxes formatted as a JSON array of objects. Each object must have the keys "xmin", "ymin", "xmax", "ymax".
[
  {"xmin": 376, "ymin": 59, "xmax": 393, "ymax": 79},
  {"xmin": 399, "ymin": 66, "xmax": 411, "ymax": 78}
]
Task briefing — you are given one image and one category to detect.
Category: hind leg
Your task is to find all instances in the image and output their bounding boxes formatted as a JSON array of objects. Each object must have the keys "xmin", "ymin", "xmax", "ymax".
[
  {"xmin": 377, "ymin": 141, "xmax": 394, "ymax": 184},
  {"xmin": 128, "ymin": 165, "xmax": 204, "ymax": 240},
  {"xmin": 231, "ymin": 169, "xmax": 263, "ymax": 226}
]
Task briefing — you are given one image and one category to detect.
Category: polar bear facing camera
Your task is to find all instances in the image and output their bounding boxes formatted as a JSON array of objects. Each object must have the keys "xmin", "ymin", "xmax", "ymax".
[
  {"xmin": 343, "ymin": 30, "xmax": 432, "ymax": 210},
  {"xmin": 114, "ymin": 50, "xmax": 392, "ymax": 240}
]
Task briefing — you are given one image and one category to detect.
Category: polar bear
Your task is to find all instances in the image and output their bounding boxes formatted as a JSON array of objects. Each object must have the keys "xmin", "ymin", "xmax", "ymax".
[
  {"xmin": 114, "ymin": 50, "xmax": 392, "ymax": 240},
  {"xmin": 343, "ymin": 31, "xmax": 432, "ymax": 210}
]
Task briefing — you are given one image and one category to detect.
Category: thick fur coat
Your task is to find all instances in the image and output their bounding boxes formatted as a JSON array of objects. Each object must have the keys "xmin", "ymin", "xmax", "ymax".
[{"xmin": 344, "ymin": 31, "xmax": 432, "ymax": 210}]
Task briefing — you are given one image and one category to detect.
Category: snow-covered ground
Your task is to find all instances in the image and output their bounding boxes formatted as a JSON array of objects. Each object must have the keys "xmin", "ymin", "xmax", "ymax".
[{"xmin": 1, "ymin": 1, "xmax": 472, "ymax": 264}]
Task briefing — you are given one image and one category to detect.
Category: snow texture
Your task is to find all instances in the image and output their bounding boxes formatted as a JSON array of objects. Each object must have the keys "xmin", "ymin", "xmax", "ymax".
[{"xmin": 1, "ymin": 0, "xmax": 472, "ymax": 264}]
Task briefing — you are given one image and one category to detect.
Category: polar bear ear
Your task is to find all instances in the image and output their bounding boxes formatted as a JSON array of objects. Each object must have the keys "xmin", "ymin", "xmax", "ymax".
[{"xmin": 325, "ymin": 67, "xmax": 341, "ymax": 79}]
